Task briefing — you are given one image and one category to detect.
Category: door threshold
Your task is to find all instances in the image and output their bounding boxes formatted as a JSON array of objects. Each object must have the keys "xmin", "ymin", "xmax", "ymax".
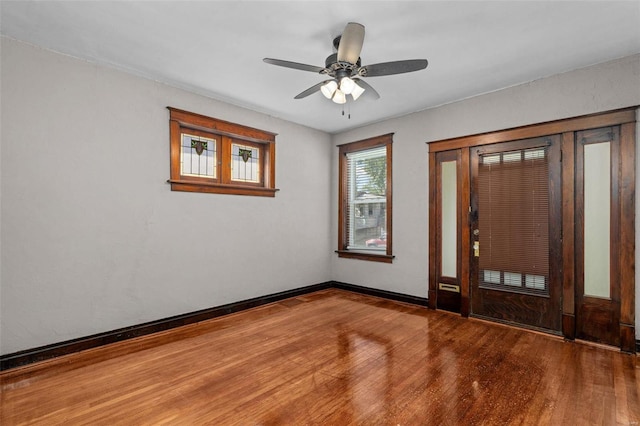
[
  {"xmin": 469, "ymin": 314, "xmax": 563, "ymax": 338},
  {"xmin": 574, "ymin": 339, "xmax": 623, "ymax": 353}
]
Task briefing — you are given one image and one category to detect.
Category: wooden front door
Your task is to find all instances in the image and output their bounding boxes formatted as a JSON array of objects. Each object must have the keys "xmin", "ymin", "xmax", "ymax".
[{"xmin": 469, "ymin": 135, "xmax": 562, "ymax": 332}]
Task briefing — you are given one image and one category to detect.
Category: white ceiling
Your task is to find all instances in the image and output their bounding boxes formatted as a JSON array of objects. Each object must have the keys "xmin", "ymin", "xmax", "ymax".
[{"xmin": 2, "ymin": 1, "xmax": 639, "ymax": 134}]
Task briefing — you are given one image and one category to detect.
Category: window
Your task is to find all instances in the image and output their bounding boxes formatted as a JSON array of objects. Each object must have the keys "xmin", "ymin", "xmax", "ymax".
[
  {"xmin": 168, "ymin": 107, "xmax": 277, "ymax": 197},
  {"xmin": 337, "ymin": 134, "xmax": 393, "ymax": 263}
]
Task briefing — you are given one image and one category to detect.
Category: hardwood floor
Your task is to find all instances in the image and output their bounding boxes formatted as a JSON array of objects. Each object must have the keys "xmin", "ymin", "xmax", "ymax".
[{"xmin": 1, "ymin": 289, "xmax": 638, "ymax": 425}]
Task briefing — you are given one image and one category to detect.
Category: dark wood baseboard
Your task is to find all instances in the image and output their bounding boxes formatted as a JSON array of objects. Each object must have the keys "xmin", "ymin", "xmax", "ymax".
[
  {"xmin": 1, "ymin": 282, "xmax": 333, "ymax": 371},
  {"xmin": 0, "ymin": 281, "xmax": 429, "ymax": 371},
  {"xmin": 331, "ymin": 281, "xmax": 429, "ymax": 307}
]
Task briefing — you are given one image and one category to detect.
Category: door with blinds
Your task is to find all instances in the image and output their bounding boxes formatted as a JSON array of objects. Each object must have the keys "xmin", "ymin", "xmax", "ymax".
[{"xmin": 470, "ymin": 136, "xmax": 562, "ymax": 331}]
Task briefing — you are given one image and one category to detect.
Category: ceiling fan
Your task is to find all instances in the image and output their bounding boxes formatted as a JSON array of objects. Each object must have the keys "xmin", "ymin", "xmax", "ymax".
[{"xmin": 263, "ymin": 22, "xmax": 428, "ymax": 104}]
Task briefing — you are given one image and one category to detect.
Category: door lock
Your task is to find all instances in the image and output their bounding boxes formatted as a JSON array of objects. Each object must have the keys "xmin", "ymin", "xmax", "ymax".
[{"xmin": 473, "ymin": 241, "xmax": 480, "ymax": 257}]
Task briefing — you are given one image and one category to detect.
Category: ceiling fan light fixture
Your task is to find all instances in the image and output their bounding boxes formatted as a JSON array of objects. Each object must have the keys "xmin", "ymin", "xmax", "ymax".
[
  {"xmin": 332, "ymin": 89, "xmax": 347, "ymax": 104},
  {"xmin": 339, "ymin": 76, "xmax": 356, "ymax": 95},
  {"xmin": 263, "ymin": 22, "xmax": 428, "ymax": 104},
  {"xmin": 351, "ymin": 82, "xmax": 365, "ymax": 100},
  {"xmin": 320, "ymin": 80, "xmax": 338, "ymax": 99}
]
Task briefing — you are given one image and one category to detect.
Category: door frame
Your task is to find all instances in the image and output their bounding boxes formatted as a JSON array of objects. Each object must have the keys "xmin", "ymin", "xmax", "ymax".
[{"xmin": 427, "ymin": 107, "xmax": 637, "ymax": 352}]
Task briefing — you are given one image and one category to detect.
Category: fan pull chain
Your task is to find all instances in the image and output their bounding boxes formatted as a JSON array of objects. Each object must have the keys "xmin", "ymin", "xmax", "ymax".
[
  {"xmin": 340, "ymin": 103, "xmax": 352, "ymax": 119},
  {"xmin": 340, "ymin": 104, "xmax": 352, "ymax": 119}
]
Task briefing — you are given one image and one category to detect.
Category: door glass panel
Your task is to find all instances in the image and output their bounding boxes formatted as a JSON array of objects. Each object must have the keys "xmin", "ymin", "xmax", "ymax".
[
  {"xmin": 583, "ymin": 142, "xmax": 611, "ymax": 298},
  {"xmin": 441, "ymin": 160, "xmax": 457, "ymax": 277},
  {"xmin": 503, "ymin": 272, "xmax": 522, "ymax": 287}
]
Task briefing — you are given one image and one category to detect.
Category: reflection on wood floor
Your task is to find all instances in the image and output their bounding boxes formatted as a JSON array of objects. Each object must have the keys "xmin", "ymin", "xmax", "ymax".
[{"xmin": 1, "ymin": 289, "xmax": 638, "ymax": 424}]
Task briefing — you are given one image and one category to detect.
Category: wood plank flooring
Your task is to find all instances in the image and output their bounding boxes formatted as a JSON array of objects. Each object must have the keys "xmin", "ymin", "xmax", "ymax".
[{"xmin": 1, "ymin": 289, "xmax": 638, "ymax": 425}]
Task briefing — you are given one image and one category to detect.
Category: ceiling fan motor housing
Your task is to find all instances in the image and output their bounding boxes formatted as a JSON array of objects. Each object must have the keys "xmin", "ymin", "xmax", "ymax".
[{"xmin": 324, "ymin": 53, "xmax": 360, "ymax": 77}]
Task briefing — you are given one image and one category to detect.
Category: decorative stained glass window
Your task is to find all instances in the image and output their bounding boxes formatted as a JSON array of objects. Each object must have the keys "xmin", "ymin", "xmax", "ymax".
[
  {"xmin": 231, "ymin": 142, "xmax": 260, "ymax": 183},
  {"xmin": 168, "ymin": 107, "xmax": 278, "ymax": 197},
  {"xmin": 181, "ymin": 133, "xmax": 216, "ymax": 178}
]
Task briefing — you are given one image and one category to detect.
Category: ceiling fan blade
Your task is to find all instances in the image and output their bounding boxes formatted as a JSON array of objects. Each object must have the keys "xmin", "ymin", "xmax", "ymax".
[
  {"xmin": 294, "ymin": 81, "xmax": 330, "ymax": 99},
  {"xmin": 337, "ymin": 22, "xmax": 365, "ymax": 64},
  {"xmin": 263, "ymin": 58, "xmax": 326, "ymax": 73},
  {"xmin": 353, "ymin": 78, "xmax": 380, "ymax": 100},
  {"xmin": 359, "ymin": 59, "xmax": 428, "ymax": 77}
]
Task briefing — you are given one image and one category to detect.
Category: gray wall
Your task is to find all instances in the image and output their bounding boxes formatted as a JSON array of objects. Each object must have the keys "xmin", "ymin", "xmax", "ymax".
[
  {"xmin": 0, "ymin": 37, "xmax": 333, "ymax": 355},
  {"xmin": 2, "ymin": 35, "xmax": 639, "ymax": 355},
  {"xmin": 331, "ymin": 54, "xmax": 640, "ymax": 330}
]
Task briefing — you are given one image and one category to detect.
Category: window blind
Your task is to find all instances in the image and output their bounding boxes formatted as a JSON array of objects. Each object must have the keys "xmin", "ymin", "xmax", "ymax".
[
  {"xmin": 478, "ymin": 148, "xmax": 549, "ymax": 294},
  {"xmin": 346, "ymin": 146, "xmax": 387, "ymax": 250}
]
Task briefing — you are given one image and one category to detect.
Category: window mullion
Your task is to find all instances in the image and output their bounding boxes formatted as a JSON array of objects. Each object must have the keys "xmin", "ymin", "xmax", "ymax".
[{"xmin": 219, "ymin": 136, "xmax": 231, "ymax": 184}]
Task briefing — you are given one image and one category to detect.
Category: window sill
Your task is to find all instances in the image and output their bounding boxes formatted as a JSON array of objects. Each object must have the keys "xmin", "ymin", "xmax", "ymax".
[
  {"xmin": 168, "ymin": 179, "xmax": 279, "ymax": 197},
  {"xmin": 335, "ymin": 250, "xmax": 395, "ymax": 263}
]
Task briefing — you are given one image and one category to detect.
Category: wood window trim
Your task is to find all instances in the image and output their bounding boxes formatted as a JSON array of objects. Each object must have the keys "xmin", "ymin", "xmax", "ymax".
[
  {"xmin": 337, "ymin": 133, "xmax": 394, "ymax": 263},
  {"xmin": 168, "ymin": 107, "xmax": 278, "ymax": 197}
]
